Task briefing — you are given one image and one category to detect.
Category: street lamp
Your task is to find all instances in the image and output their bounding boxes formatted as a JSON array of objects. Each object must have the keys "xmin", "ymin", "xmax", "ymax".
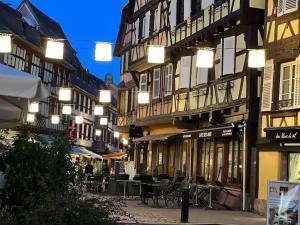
[
  {"xmin": 62, "ymin": 105, "xmax": 72, "ymax": 115},
  {"xmin": 51, "ymin": 115, "xmax": 60, "ymax": 124},
  {"xmin": 26, "ymin": 113, "xmax": 35, "ymax": 123},
  {"xmin": 94, "ymin": 105, "xmax": 104, "ymax": 116},
  {"xmin": 248, "ymin": 49, "xmax": 266, "ymax": 68}
]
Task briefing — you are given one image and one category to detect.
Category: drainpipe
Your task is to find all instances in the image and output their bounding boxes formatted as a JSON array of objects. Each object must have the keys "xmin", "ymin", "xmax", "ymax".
[{"xmin": 242, "ymin": 121, "xmax": 247, "ymax": 211}]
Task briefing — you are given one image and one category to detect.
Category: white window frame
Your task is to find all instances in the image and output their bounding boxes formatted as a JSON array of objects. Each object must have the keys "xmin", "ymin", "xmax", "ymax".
[
  {"xmin": 139, "ymin": 73, "xmax": 148, "ymax": 91},
  {"xmin": 279, "ymin": 61, "xmax": 296, "ymax": 109},
  {"xmin": 142, "ymin": 17, "xmax": 146, "ymax": 39},
  {"xmin": 153, "ymin": 68, "xmax": 161, "ymax": 99},
  {"xmin": 165, "ymin": 64, "xmax": 173, "ymax": 96}
]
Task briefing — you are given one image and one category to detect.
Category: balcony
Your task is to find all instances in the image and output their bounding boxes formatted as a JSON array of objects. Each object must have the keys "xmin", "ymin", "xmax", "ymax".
[
  {"xmin": 117, "ymin": 111, "xmax": 137, "ymax": 127},
  {"xmin": 172, "ymin": 0, "xmax": 241, "ymax": 45}
]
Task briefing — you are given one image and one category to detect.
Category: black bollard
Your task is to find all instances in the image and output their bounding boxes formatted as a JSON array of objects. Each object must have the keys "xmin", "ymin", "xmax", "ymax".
[{"xmin": 181, "ymin": 187, "xmax": 189, "ymax": 223}]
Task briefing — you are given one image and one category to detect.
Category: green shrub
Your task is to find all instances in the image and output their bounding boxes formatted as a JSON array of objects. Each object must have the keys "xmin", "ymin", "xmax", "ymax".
[{"xmin": 0, "ymin": 133, "xmax": 124, "ymax": 225}]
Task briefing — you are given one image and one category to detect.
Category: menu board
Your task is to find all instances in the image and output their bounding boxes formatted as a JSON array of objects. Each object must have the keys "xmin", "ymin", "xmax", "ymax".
[{"xmin": 267, "ymin": 181, "xmax": 300, "ymax": 225}]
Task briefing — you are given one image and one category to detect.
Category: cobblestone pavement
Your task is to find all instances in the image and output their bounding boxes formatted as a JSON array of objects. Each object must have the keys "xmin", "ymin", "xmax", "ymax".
[{"xmin": 120, "ymin": 200, "xmax": 266, "ymax": 225}]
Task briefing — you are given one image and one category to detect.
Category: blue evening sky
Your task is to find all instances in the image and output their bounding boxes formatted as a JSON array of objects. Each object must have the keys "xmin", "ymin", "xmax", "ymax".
[{"xmin": 7, "ymin": 0, "xmax": 127, "ymax": 84}]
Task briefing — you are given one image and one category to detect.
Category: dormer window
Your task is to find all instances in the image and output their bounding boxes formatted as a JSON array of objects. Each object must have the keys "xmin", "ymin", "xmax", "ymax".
[{"xmin": 176, "ymin": 0, "xmax": 184, "ymax": 25}]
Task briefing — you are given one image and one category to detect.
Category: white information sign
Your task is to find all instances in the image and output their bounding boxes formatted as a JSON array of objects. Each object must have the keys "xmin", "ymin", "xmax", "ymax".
[{"xmin": 267, "ymin": 181, "xmax": 300, "ymax": 225}]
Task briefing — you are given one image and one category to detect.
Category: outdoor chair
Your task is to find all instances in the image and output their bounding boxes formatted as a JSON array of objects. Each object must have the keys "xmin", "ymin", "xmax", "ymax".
[
  {"xmin": 139, "ymin": 175, "xmax": 155, "ymax": 204},
  {"xmin": 164, "ymin": 177, "xmax": 192, "ymax": 208}
]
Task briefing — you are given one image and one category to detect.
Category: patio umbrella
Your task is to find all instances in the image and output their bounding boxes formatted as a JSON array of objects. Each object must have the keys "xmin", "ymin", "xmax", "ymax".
[
  {"xmin": 71, "ymin": 146, "xmax": 103, "ymax": 160},
  {"xmin": 0, "ymin": 63, "xmax": 49, "ymax": 128}
]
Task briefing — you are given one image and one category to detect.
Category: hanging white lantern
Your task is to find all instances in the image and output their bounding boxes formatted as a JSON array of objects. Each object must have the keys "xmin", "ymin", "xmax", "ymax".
[
  {"xmin": 58, "ymin": 88, "xmax": 72, "ymax": 101},
  {"xmin": 75, "ymin": 116, "xmax": 83, "ymax": 124},
  {"xmin": 51, "ymin": 115, "xmax": 60, "ymax": 124},
  {"xmin": 138, "ymin": 92, "xmax": 150, "ymax": 104},
  {"xmin": 100, "ymin": 117, "xmax": 108, "ymax": 126},
  {"xmin": 45, "ymin": 40, "xmax": 64, "ymax": 59},
  {"xmin": 197, "ymin": 49, "xmax": 214, "ymax": 68},
  {"xmin": 248, "ymin": 49, "xmax": 266, "ymax": 68},
  {"xmin": 148, "ymin": 45, "xmax": 165, "ymax": 64},
  {"xmin": 26, "ymin": 113, "xmax": 35, "ymax": 123},
  {"xmin": 114, "ymin": 131, "xmax": 120, "ymax": 138},
  {"xmin": 0, "ymin": 34, "xmax": 12, "ymax": 53},
  {"xmin": 122, "ymin": 138, "xmax": 129, "ymax": 146},
  {"xmin": 95, "ymin": 129, "xmax": 102, "ymax": 136},
  {"xmin": 99, "ymin": 90, "xmax": 111, "ymax": 103},
  {"xmin": 94, "ymin": 105, "xmax": 104, "ymax": 116},
  {"xmin": 95, "ymin": 42, "xmax": 112, "ymax": 61},
  {"xmin": 29, "ymin": 102, "xmax": 39, "ymax": 113},
  {"xmin": 62, "ymin": 105, "xmax": 72, "ymax": 115}
]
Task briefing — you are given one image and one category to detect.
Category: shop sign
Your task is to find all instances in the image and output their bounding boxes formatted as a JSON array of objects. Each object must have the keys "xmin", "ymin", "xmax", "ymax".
[
  {"xmin": 198, "ymin": 128, "xmax": 233, "ymax": 138},
  {"xmin": 267, "ymin": 181, "xmax": 300, "ymax": 225},
  {"xmin": 266, "ymin": 128, "xmax": 300, "ymax": 141},
  {"xmin": 183, "ymin": 134, "xmax": 192, "ymax": 139}
]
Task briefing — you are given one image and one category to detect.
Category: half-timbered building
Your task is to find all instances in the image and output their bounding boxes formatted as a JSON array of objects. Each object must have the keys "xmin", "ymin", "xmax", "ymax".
[
  {"xmin": 115, "ymin": 0, "xmax": 183, "ymax": 175},
  {"xmin": 256, "ymin": 0, "xmax": 300, "ymax": 215},
  {"xmin": 116, "ymin": 0, "xmax": 265, "ymax": 209},
  {"xmin": 0, "ymin": 1, "xmax": 116, "ymax": 152}
]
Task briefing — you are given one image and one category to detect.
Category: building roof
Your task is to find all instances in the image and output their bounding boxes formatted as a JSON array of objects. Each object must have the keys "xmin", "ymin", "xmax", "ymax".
[
  {"xmin": 26, "ymin": 1, "xmax": 66, "ymax": 39},
  {"xmin": 114, "ymin": 3, "xmax": 129, "ymax": 57}
]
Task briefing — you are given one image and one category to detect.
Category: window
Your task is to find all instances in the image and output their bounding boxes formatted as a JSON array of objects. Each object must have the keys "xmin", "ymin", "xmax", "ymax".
[
  {"xmin": 221, "ymin": 36, "xmax": 236, "ymax": 76},
  {"xmin": 139, "ymin": 73, "xmax": 148, "ymax": 91},
  {"xmin": 202, "ymin": 0, "xmax": 214, "ymax": 9},
  {"xmin": 31, "ymin": 54, "xmax": 41, "ymax": 76},
  {"xmin": 191, "ymin": 0, "xmax": 201, "ymax": 16},
  {"xmin": 289, "ymin": 153, "xmax": 300, "ymax": 181},
  {"xmin": 277, "ymin": 0, "xmax": 298, "ymax": 16},
  {"xmin": 176, "ymin": 0, "xmax": 184, "ymax": 25},
  {"xmin": 179, "ymin": 56, "xmax": 192, "ymax": 89},
  {"xmin": 80, "ymin": 95, "xmax": 84, "ymax": 112},
  {"xmin": 279, "ymin": 61, "xmax": 296, "ymax": 108},
  {"xmin": 139, "ymin": 17, "xmax": 146, "ymax": 40},
  {"xmin": 196, "ymin": 67, "xmax": 209, "ymax": 85},
  {"xmin": 3, "ymin": 43, "xmax": 26, "ymax": 71},
  {"xmin": 165, "ymin": 64, "xmax": 173, "ymax": 96},
  {"xmin": 75, "ymin": 92, "xmax": 79, "ymax": 110},
  {"xmin": 153, "ymin": 68, "xmax": 161, "ymax": 99}
]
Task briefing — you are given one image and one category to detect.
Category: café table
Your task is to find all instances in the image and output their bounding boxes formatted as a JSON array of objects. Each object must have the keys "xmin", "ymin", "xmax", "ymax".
[{"xmin": 117, "ymin": 180, "xmax": 142, "ymax": 199}]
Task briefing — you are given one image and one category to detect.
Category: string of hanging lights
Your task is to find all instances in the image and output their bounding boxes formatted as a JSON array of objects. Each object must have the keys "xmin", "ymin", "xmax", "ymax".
[{"xmin": 0, "ymin": 31, "xmax": 266, "ymax": 143}]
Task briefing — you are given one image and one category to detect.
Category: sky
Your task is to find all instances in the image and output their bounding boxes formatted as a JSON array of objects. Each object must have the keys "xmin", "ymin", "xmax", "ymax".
[{"xmin": 7, "ymin": 0, "xmax": 127, "ymax": 84}]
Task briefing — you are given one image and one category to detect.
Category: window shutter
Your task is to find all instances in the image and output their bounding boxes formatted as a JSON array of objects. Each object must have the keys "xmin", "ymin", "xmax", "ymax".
[
  {"xmin": 284, "ymin": 0, "xmax": 298, "ymax": 14},
  {"xmin": 277, "ymin": 0, "xmax": 284, "ymax": 16},
  {"xmin": 170, "ymin": 0, "xmax": 177, "ymax": 28},
  {"xmin": 179, "ymin": 56, "xmax": 191, "ymax": 89},
  {"xmin": 294, "ymin": 56, "xmax": 300, "ymax": 108},
  {"xmin": 196, "ymin": 67, "xmax": 209, "ymax": 85},
  {"xmin": 153, "ymin": 69, "xmax": 161, "ymax": 98},
  {"xmin": 184, "ymin": 0, "xmax": 191, "ymax": 20},
  {"xmin": 156, "ymin": 3, "xmax": 161, "ymax": 31},
  {"xmin": 261, "ymin": 60, "xmax": 274, "ymax": 112},
  {"xmin": 222, "ymin": 36, "xmax": 236, "ymax": 76},
  {"xmin": 202, "ymin": 0, "xmax": 214, "ymax": 9},
  {"xmin": 135, "ymin": 19, "xmax": 139, "ymax": 44},
  {"xmin": 145, "ymin": 11, "xmax": 150, "ymax": 38}
]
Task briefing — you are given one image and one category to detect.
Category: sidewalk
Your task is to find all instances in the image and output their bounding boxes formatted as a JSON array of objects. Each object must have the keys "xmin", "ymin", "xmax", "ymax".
[{"xmin": 121, "ymin": 200, "xmax": 266, "ymax": 225}]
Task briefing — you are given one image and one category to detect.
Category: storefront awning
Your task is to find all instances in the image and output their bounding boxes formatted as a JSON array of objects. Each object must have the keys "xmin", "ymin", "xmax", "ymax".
[
  {"xmin": 182, "ymin": 125, "xmax": 234, "ymax": 139},
  {"xmin": 133, "ymin": 133, "xmax": 179, "ymax": 143},
  {"xmin": 264, "ymin": 126, "xmax": 300, "ymax": 142},
  {"xmin": 71, "ymin": 146, "xmax": 103, "ymax": 159},
  {"xmin": 102, "ymin": 152, "xmax": 127, "ymax": 160}
]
